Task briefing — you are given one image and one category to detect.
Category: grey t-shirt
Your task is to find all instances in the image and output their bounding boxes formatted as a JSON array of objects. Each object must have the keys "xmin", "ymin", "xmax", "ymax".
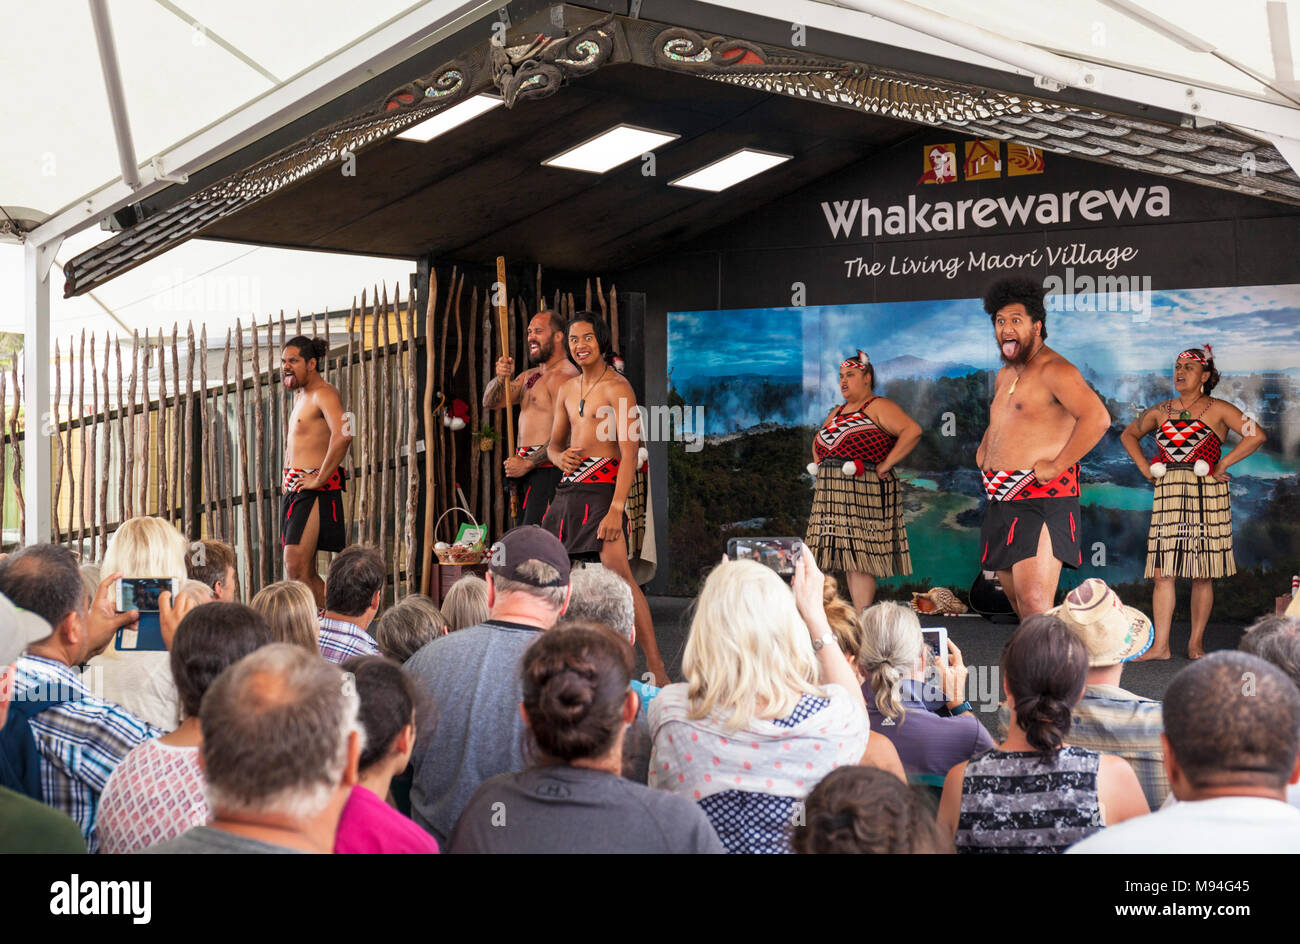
[
  {"xmin": 449, "ymin": 765, "xmax": 725, "ymax": 854},
  {"xmin": 138, "ymin": 826, "xmax": 308, "ymax": 854},
  {"xmin": 405, "ymin": 620, "xmax": 543, "ymax": 845}
]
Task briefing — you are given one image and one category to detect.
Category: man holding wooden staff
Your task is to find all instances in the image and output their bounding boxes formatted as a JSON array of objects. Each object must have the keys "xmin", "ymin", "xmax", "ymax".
[
  {"xmin": 282, "ymin": 335, "xmax": 354, "ymax": 608},
  {"xmin": 483, "ymin": 310, "xmax": 577, "ymax": 527}
]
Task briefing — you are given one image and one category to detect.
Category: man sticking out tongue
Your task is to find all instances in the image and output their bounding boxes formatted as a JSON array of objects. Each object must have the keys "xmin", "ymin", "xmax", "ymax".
[{"xmin": 975, "ymin": 278, "xmax": 1111, "ymax": 619}]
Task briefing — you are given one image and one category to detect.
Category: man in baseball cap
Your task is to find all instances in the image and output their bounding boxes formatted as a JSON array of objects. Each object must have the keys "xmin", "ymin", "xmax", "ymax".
[
  {"xmin": 0, "ymin": 593, "xmax": 86, "ymax": 852},
  {"xmin": 1050, "ymin": 578, "xmax": 1166, "ymax": 810},
  {"xmin": 0, "ymin": 592, "xmax": 55, "ymax": 666},
  {"xmin": 405, "ymin": 525, "xmax": 572, "ymax": 845}
]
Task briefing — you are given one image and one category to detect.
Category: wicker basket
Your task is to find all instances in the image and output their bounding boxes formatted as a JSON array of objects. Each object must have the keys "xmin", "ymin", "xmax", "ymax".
[{"xmin": 433, "ymin": 507, "xmax": 486, "ymax": 565}]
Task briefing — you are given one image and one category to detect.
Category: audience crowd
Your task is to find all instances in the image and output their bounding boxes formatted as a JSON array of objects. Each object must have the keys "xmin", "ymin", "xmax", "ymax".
[{"xmin": 3, "ymin": 514, "xmax": 1300, "ymax": 855}]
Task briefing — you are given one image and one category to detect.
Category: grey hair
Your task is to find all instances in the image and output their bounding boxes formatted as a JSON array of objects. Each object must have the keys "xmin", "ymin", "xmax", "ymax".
[
  {"xmin": 564, "ymin": 565, "xmax": 634, "ymax": 643},
  {"xmin": 1240, "ymin": 616, "xmax": 1300, "ymax": 689},
  {"xmin": 79, "ymin": 565, "xmax": 101, "ymax": 607},
  {"xmin": 441, "ymin": 575, "xmax": 489, "ymax": 632},
  {"xmin": 376, "ymin": 594, "xmax": 447, "ymax": 662},
  {"xmin": 201, "ymin": 643, "xmax": 364, "ymax": 820},
  {"xmin": 491, "ymin": 560, "xmax": 569, "ymax": 610},
  {"xmin": 857, "ymin": 602, "xmax": 924, "ymax": 723}
]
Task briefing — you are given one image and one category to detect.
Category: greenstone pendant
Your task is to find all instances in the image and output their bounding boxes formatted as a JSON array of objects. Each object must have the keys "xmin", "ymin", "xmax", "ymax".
[{"xmin": 1179, "ymin": 410, "xmax": 1191, "ymax": 421}]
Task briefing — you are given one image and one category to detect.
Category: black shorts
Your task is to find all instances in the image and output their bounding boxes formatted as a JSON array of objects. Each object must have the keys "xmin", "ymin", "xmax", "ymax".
[
  {"xmin": 541, "ymin": 482, "xmax": 627, "ymax": 556},
  {"xmin": 510, "ymin": 465, "xmax": 562, "ymax": 527},
  {"xmin": 980, "ymin": 496, "xmax": 1082, "ymax": 572},
  {"xmin": 282, "ymin": 488, "xmax": 347, "ymax": 553}
]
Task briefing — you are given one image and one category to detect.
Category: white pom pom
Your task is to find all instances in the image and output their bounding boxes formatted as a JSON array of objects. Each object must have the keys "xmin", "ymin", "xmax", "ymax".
[
  {"xmin": 1194, "ymin": 459, "xmax": 1210, "ymax": 477},
  {"xmin": 1149, "ymin": 462, "xmax": 1167, "ymax": 479},
  {"xmin": 638, "ymin": 447, "xmax": 648, "ymax": 467},
  {"xmin": 449, "ymin": 417, "xmax": 466, "ymax": 431},
  {"xmin": 806, "ymin": 462, "xmax": 819, "ymax": 477},
  {"xmin": 442, "ymin": 414, "xmax": 452, "ymax": 427},
  {"xmin": 434, "ymin": 541, "xmax": 450, "ymax": 551},
  {"xmin": 842, "ymin": 461, "xmax": 857, "ymax": 477}
]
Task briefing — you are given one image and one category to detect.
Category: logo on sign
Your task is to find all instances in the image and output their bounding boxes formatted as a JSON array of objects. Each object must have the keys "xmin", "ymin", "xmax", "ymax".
[
  {"xmin": 963, "ymin": 139, "xmax": 1002, "ymax": 180},
  {"xmin": 918, "ymin": 143, "xmax": 958, "ymax": 184}
]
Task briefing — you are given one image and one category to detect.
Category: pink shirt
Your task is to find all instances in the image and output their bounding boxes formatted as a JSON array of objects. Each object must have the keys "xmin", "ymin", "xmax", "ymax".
[
  {"xmin": 97, "ymin": 739, "xmax": 208, "ymax": 854},
  {"xmin": 334, "ymin": 785, "xmax": 440, "ymax": 854}
]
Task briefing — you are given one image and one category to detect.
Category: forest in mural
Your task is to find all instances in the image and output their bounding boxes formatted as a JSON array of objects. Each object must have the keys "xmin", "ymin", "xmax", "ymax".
[{"xmin": 666, "ymin": 284, "xmax": 1300, "ymax": 621}]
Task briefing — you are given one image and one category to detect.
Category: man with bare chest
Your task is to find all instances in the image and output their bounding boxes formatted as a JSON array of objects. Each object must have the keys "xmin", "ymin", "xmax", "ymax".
[
  {"xmin": 976, "ymin": 280, "xmax": 1110, "ymax": 618},
  {"xmin": 281, "ymin": 336, "xmax": 354, "ymax": 608},
  {"xmin": 541, "ymin": 313, "xmax": 668, "ymax": 685},
  {"xmin": 484, "ymin": 310, "xmax": 577, "ymax": 526}
]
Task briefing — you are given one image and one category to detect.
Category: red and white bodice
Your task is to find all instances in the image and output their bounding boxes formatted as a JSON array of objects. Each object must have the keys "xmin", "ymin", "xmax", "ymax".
[
  {"xmin": 1154, "ymin": 419, "xmax": 1222, "ymax": 468},
  {"xmin": 813, "ymin": 399, "xmax": 896, "ymax": 464}
]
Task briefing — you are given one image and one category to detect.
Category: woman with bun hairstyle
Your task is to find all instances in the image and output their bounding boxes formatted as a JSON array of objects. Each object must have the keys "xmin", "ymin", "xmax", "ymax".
[
  {"xmin": 449, "ymin": 624, "xmax": 723, "ymax": 853},
  {"xmin": 1120, "ymin": 346, "xmax": 1266, "ymax": 659},
  {"xmin": 805, "ymin": 350, "xmax": 921, "ymax": 611},
  {"xmin": 937, "ymin": 615, "xmax": 1147, "ymax": 853}
]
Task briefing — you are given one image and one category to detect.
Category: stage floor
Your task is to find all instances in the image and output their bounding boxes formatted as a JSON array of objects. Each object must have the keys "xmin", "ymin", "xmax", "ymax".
[{"xmin": 644, "ymin": 596, "xmax": 1249, "ymax": 730}]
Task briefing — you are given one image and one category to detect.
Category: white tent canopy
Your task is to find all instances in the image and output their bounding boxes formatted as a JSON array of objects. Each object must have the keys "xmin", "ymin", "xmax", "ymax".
[{"xmin": 3, "ymin": 0, "xmax": 1299, "ymax": 543}]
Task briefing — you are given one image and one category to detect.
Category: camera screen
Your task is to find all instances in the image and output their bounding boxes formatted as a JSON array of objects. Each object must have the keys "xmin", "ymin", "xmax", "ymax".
[
  {"xmin": 920, "ymin": 631, "xmax": 941, "ymax": 663},
  {"xmin": 729, "ymin": 538, "xmax": 801, "ymax": 576},
  {"xmin": 121, "ymin": 578, "xmax": 172, "ymax": 612}
]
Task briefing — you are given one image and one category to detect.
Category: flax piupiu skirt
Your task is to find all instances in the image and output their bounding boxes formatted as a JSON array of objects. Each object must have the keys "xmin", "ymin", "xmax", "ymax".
[
  {"xmin": 1143, "ymin": 467, "xmax": 1235, "ymax": 579},
  {"xmin": 805, "ymin": 462, "xmax": 912, "ymax": 578}
]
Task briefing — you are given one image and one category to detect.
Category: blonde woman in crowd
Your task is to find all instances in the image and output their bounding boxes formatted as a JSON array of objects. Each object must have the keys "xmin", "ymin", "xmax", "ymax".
[
  {"xmin": 251, "ymin": 581, "xmax": 320, "ymax": 653},
  {"xmin": 86, "ymin": 517, "xmax": 191, "ymax": 730},
  {"xmin": 649, "ymin": 548, "xmax": 869, "ymax": 854}
]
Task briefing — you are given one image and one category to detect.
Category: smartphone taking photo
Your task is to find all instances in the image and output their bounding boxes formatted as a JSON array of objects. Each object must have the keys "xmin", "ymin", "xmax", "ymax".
[
  {"xmin": 114, "ymin": 577, "xmax": 177, "ymax": 653},
  {"xmin": 921, "ymin": 626, "xmax": 949, "ymax": 667},
  {"xmin": 726, "ymin": 537, "xmax": 803, "ymax": 578}
]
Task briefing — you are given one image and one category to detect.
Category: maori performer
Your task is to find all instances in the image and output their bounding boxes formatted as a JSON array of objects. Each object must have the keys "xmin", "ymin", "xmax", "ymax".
[
  {"xmin": 805, "ymin": 350, "xmax": 921, "ymax": 611},
  {"xmin": 484, "ymin": 310, "xmax": 578, "ymax": 526},
  {"xmin": 1121, "ymin": 346, "xmax": 1265, "ymax": 659},
  {"xmin": 281, "ymin": 336, "xmax": 354, "ymax": 608},
  {"xmin": 976, "ymin": 279, "xmax": 1110, "ymax": 619},
  {"xmin": 542, "ymin": 312, "xmax": 668, "ymax": 685}
]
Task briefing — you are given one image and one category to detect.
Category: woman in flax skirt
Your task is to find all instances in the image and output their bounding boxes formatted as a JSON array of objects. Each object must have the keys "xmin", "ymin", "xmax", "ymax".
[
  {"xmin": 1120, "ymin": 346, "xmax": 1266, "ymax": 660},
  {"xmin": 805, "ymin": 350, "xmax": 922, "ymax": 612}
]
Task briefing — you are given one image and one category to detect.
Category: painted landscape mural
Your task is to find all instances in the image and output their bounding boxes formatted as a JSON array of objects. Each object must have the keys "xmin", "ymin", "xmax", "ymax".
[{"xmin": 666, "ymin": 284, "xmax": 1300, "ymax": 621}]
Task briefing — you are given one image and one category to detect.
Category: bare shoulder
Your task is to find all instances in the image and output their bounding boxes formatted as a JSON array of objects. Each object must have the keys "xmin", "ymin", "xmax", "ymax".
[
  {"xmin": 608, "ymin": 371, "xmax": 637, "ymax": 405},
  {"xmin": 555, "ymin": 373, "xmax": 580, "ymax": 401},
  {"xmin": 310, "ymin": 380, "xmax": 341, "ymax": 399},
  {"xmin": 1040, "ymin": 348, "xmax": 1081, "ymax": 377},
  {"xmin": 547, "ymin": 361, "xmax": 579, "ymax": 391}
]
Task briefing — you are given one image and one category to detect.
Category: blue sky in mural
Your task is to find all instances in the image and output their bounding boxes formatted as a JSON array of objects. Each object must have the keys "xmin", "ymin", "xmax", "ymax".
[{"xmin": 670, "ymin": 283, "xmax": 1300, "ymax": 404}]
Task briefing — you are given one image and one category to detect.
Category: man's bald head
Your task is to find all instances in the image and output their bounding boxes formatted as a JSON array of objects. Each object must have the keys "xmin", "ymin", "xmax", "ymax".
[{"xmin": 201, "ymin": 643, "xmax": 362, "ymax": 819}]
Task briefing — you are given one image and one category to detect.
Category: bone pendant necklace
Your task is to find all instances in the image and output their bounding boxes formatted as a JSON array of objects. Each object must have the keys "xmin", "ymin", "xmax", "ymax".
[
  {"xmin": 1007, "ymin": 344, "xmax": 1043, "ymax": 397},
  {"xmin": 578, "ymin": 366, "xmax": 608, "ymax": 418}
]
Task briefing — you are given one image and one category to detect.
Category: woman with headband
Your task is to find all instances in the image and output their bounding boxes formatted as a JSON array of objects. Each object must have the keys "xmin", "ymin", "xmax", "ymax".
[
  {"xmin": 1120, "ymin": 345, "xmax": 1266, "ymax": 659},
  {"xmin": 805, "ymin": 350, "xmax": 922, "ymax": 611}
]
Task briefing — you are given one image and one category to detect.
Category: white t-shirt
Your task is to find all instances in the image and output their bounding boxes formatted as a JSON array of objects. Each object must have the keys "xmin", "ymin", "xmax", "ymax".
[
  {"xmin": 1068, "ymin": 796, "xmax": 1300, "ymax": 853},
  {"xmin": 84, "ymin": 649, "xmax": 180, "ymax": 732}
]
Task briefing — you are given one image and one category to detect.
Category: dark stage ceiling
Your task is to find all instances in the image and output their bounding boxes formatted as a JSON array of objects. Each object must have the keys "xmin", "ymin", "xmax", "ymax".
[{"xmin": 198, "ymin": 63, "xmax": 917, "ymax": 271}]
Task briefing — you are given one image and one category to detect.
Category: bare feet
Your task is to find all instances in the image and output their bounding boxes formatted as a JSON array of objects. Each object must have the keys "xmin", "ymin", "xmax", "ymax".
[
  {"xmin": 1135, "ymin": 648, "xmax": 1172, "ymax": 662},
  {"xmin": 1187, "ymin": 646, "xmax": 1206, "ymax": 660}
]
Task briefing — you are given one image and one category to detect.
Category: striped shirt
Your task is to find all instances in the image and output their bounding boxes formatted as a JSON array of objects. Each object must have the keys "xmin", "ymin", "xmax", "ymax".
[
  {"xmin": 996, "ymin": 684, "xmax": 1167, "ymax": 811},
  {"xmin": 317, "ymin": 615, "xmax": 380, "ymax": 664},
  {"xmin": 956, "ymin": 746, "xmax": 1104, "ymax": 854},
  {"xmin": 14, "ymin": 654, "xmax": 161, "ymax": 854}
]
